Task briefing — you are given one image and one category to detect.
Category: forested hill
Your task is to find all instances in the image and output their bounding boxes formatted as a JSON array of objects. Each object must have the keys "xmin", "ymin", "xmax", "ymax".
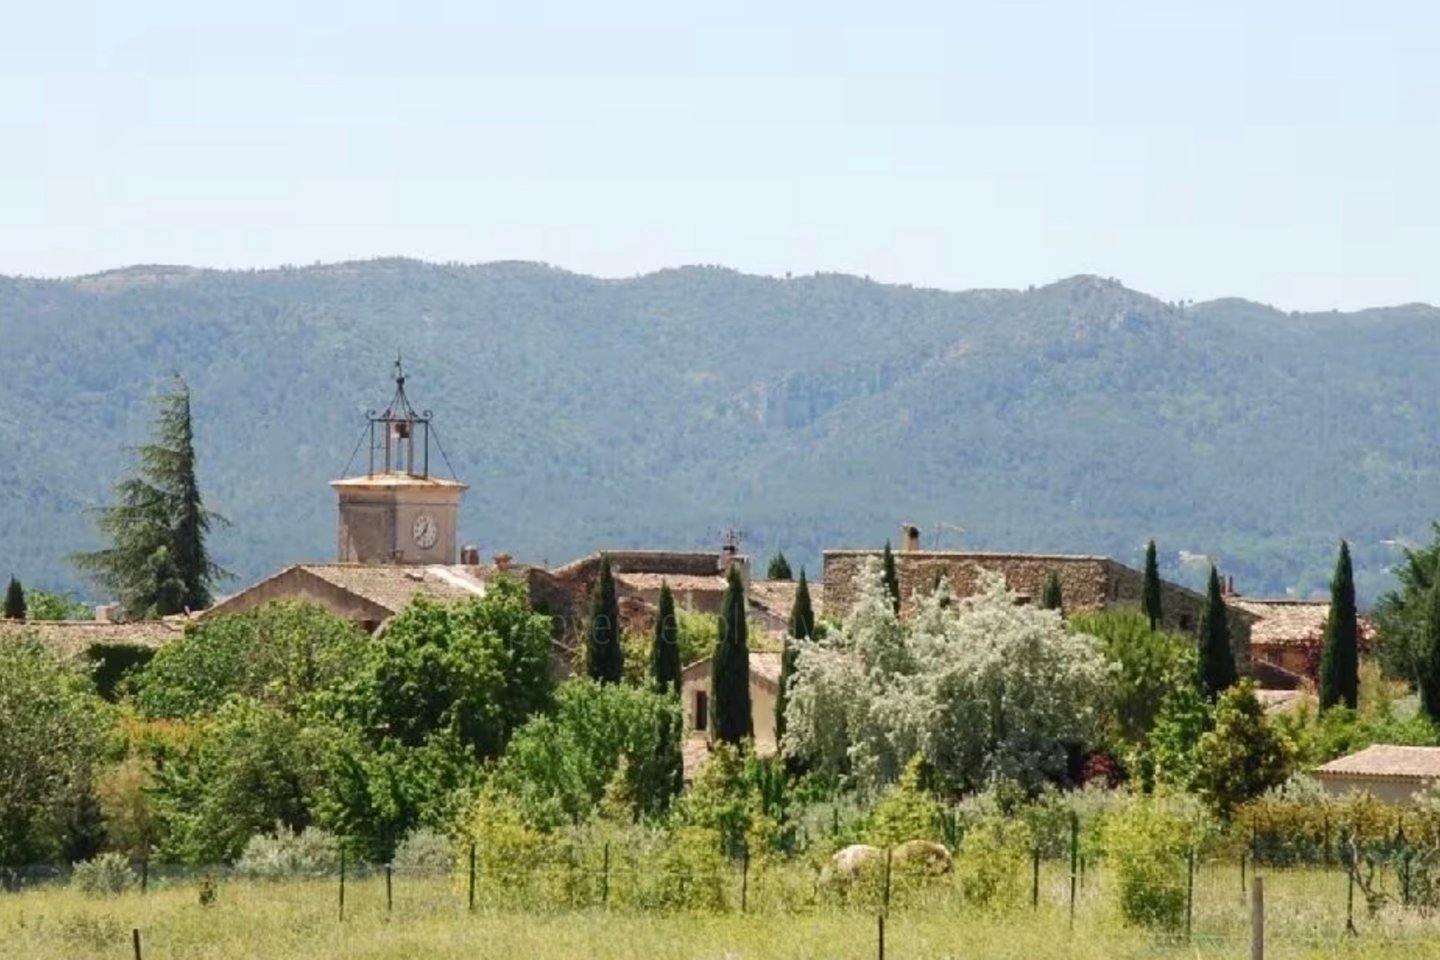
[{"xmin": 3, "ymin": 260, "xmax": 1437, "ymax": 603}]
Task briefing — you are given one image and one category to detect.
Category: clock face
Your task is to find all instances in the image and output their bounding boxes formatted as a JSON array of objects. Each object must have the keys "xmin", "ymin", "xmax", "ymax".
[{"xmin": 411, "ymin": 514, "xmax": 438, "ymax": 550}]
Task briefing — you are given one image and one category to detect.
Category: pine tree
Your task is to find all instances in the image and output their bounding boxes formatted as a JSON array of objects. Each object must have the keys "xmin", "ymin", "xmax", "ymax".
[
  {"xmin": 650, "ymin": 580, "xmax": 681, "ymax": 694},
  {"xmin": 1143, "ymin": 539, "xmax": 1163, "ymax": 630},
  {"xmin": 1319, "ymin": 540, "xmax": 1360, "ymax": 711},
  {"xmin": 1196, "ymin": 565, "xmax": 1238, "ymax": 699},
  {"xmin": 586, "ymin": 555, "xmax": 624, "ymax": 684},
  {"xmin": 1419, "ymin": 578, "xmax": 1440, "ymax": 724},
  {"xmin": 776, "ymin": 569, "xmax": 815, "ymax": 745},
  {"xmin": 766, "ymin": 551, "xmax": 793, "ymax": 581},
  {"xmin": 881, "ymin": 540, "xmax": 902, "ymax": 615},
  {"xmin": 3, "ymin": 576, "xmax": 24, "ymax": 620},
  {"xmin": 1041, "ymin": 571, "xmax": 1064, "ymax": 612},
  {"xmin": 711, "ymin": 565, "xmax": 753, "ymax": 745},
  {"xmin": 72, "ymin": 379, "xmax": 228, "ymax": 618}
]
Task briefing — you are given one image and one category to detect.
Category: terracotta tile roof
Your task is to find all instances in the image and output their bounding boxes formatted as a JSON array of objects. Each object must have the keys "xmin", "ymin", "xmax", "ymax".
[
  {"xmin": 0, "ymin": 618, "xmax": 185, "ymax": 657},
  {"xmin": 1317, "ymin": 745, "xmax": 1440, "ymax": 781},
  {"xmin": 615, "ymin": 573, "xmax": 728, "ymax": 593},
  {"xmin": 746, "ymin": 580, "xmax": 825, "ymax": 621},
  {"xmin": 297, "ymin": 564, "xmax": 487, "ymax": 613},
  {"xmin": 1229, "ymin": 598, "xmax": 1373, "ymax": 648},
  {"xmin": 680, "ymin": 651, "xmax": 783, "ymax": 688}
]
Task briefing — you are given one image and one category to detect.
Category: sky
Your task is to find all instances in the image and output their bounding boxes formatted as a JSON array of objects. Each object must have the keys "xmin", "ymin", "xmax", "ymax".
[{"xmin": 5, "ymin": 0, "xmax": 1440, "ymax": 310}]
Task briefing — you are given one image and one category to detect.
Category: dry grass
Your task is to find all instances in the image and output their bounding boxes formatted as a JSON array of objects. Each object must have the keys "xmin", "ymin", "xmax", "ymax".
[{"xmin": 4, "ymin": 867, "xmax": 1440, "ymax": 960}]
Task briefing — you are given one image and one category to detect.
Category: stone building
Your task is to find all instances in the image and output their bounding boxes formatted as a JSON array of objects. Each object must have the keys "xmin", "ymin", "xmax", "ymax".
[
  {"xmin": 678, "ymin": 651, "xmax": 782, "ymax": 778},
  {"xmin": 822, "ymin": 535, "xmax": 1252, "ymax": 666},
  {"xmin": 1316, "ymin": 745, "xmax": 1440, "ymax": 805},
  {"xmin": 1226, "ymin": 595, "xmax": 1371, "ymax": 686}
]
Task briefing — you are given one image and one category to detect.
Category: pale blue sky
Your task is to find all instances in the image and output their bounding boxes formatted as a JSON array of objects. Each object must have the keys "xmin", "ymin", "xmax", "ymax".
[{"xmin": 5, "ymin": 0, "xmax": 1439, "ymax": 309}]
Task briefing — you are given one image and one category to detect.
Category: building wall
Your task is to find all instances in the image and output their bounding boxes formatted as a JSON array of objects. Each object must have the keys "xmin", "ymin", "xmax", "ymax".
[
  {"xmin": 1253, "ymin": 643, "xmax": 1308, "ymax": 678},
  {"xmin": 1317, "ymin": 775, "xmax": 1431, "ymax": 806},
  {"xmin": 679, "ymin": 665, "xmax": 778, "ymax": 753},
  {"xmin": 1105, "ymin": 562, "xmax": 1252, "ymax": 666},
  {"xmin": 336, "ymin": 489, "xmax": 462, "ymax": 565}
]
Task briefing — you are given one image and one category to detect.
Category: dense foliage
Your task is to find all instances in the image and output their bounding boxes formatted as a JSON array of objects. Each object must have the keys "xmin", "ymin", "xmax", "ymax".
[
  {"xmin": 4, "ymin": 577, "xmax": 25, "ymax": 619},
  {"xmin": 1373, "ymin": 523, "xmax": 1440, "ymax": 687},
  {"xmin": 71, "ymin": 380, "xmax": 228, "ymax": 617}
]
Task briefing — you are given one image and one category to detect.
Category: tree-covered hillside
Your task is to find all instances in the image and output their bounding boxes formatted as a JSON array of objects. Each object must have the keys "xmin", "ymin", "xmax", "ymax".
[{"xmin": 2, "ymin": 261, "xmax": 1435, "ymax": 603}]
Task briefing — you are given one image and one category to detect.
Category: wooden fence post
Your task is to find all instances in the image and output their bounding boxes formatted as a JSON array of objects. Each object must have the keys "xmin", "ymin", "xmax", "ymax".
[{"xmin": 1250, "ymin": 874, "xmax": 1264, "ymax": 960}]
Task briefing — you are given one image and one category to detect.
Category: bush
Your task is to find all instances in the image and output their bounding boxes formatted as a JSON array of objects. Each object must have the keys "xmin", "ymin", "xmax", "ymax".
[
  {"xmin": 954, "ymin": 815, "xmax": 1031, "ymax": 911},
  {"xmin": 235, "ymin": 825, "xmax": 341, "ymax": 879},
  {"xmin": 392, "ymin": 827, "xmax": 452, "ymax": 874},
  {"xmin": 70, "ymin": 853, "xmax": 137, "ymax": 896},
  {"xmin": 1102, "ymin": 797, "xmax": 1210, "ymax": 930}
]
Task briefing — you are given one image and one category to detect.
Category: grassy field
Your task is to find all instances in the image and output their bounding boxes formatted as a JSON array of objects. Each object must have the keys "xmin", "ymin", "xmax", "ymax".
[{"xmin": 4, "ymin": 866, "xmax": 1440, "ymax": 960}]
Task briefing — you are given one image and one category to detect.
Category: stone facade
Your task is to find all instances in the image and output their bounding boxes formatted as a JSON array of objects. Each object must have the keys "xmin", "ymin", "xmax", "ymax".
[
  {"xmin": 822, "ymin": 549, "xmax": 1251, "ymax": 667},
  {"xmin": 331, "ymin": 474, "xmax": 468, "ymax": 565},
  {"xmin": 679, "ymin": 652, "xmax": 781, "ymax": 777}
]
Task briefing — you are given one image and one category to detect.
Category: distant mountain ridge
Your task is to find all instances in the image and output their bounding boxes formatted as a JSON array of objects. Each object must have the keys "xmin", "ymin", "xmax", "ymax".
[{"xmin": 2, "ymin": 259, "xmax": 1436, "ymax": 605}]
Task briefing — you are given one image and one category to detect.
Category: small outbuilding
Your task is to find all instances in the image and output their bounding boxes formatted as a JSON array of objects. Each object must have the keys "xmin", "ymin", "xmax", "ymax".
[
  {"xmin": 679, "ymin": 651, "xmax": 782, "ymax": 777},
  {"xmin": 1315, "ymin": 745, "xmax": 1440, "ymax": 805}
]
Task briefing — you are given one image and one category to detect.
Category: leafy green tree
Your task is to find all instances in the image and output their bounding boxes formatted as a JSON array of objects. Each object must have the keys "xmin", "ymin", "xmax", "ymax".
[
  {"xmin": 650, "ymin": 581, "xmax": 681, "ymax": 695},
  {"xmin": 1041, "ymin": 571, "xmax": 1064, "ymax": 612},
  {"xmin": 766, "ymin": 551, "xmax": 793, "ymax": 581},
  {"xmin": 494, "ymin": 680, "xmax": 684, "ymax": 827},
  {"xmin": 133, "ymin": 601, "xmax": 369, "ymax": 718},
  {"xmin": 1196, "ymin": 565, "xmax": 1237, "ymax": 699},
  {"xmin": 711, "ymin": 565, "xmax": 753, "ymax": 745},
  {"xmin": 3, "ymin": 577, "xmax": 24, "ymax": 620},
  {"xmin": 1142, "ymin": 540, "xmax": 1162, "ymax": 630},
  {"xmin": 73, "ymin": 380, "xmax": 229, "ymax": 618},
  {"xmin": 1373, "ymin": 522, "xmax": 1440, "ymax": 684},
  {"xmin": 0, "ymin": 639, "xmax": 109, "ymax": 867},
  {"xmin": 1069, "ymin": 609, "xmax": 1197, "ymax": 749},
  {"xmin": 1419, "ymin": 579, "xmax": 1440, "ymax": 724},
  {"xmin": 776, "ymin": 570, "xmax": 815, "ymax": 745},
  {"xmin": 586, "ymin": 555, "xmax": 624, "ymax": 684},
  {"xmin": 881, "ymin": 540, "xmax": 902, "ymax": 615},
  {"xmin": 1143, "ymin": 683, "xmax": 1212, "ymax": 792},
  {"xmin": 27, "ymin": 591, "xmax": 92, "ymax": 621},
  {"xmin": 1193, "ymin": 681, "xmax": 1294, "ymax": 819},
  {"xmin": 1319, "ymin": 540, "xmax": 1360, "ymax": 711}
]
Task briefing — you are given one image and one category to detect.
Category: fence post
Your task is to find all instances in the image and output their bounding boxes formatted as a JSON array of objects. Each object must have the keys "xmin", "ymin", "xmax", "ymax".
[
  {"xmin": 140, "ymin": 848, "xmax": 149, "ymax": 895},
  {"xmin": 740, "ymin": 843, "xmax": 750, "ymax": 913},
  {"xmin": 132, "ymin": 928, "xmax": 143, "ymax": 960},
  {"xmin": 1068, "ymin": 812, "xmax": 1079, "ymax": 927},
  {"xmin": 1345, "ymin": 841, "xmax": 1357, "ymax": 936},
  {"xmin": 877, "ymin": 914, "xmax": 885, "ymax": 960},
  {"xmin": 468, "ymin": 842, "xmax": 476, "ymax": 912},
  {"xmin": 1031, "ymin": 847, "xmax": 1041, "ymax": 909},
  {"xmin": 1398, "ymin": 825, "xmax": 1412, "ymax": 907},
  {"xmin": 602, "ymin": 842, "xmax": 611, "ymax": 909},
  {"xmin": 882, "ymin": 846, "xmax": 893, "ymax": 916},
  {"xmin": 1250, "ymin": 873, "xmax": 1264, "ymax": 960},
  {"xmin": 1185, "ymin": 848, "xmax": 1195, "ymax": 942},
  {"xmin": 1240, "ymin": 850, "xmax": 1247, "ymax": 900},
  {"xmin": 338, "ymin": 847, "xmax": 346, "ymax": 923},
  {"xmin": 385, "ymin": 863, "xmax": 393, "ymax": 915}
]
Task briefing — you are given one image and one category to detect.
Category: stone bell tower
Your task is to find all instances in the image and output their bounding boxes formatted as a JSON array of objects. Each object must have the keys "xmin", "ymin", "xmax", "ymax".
[{"xmin": 331, "ymin": 359, "xmax": 468, "ymax": 565}]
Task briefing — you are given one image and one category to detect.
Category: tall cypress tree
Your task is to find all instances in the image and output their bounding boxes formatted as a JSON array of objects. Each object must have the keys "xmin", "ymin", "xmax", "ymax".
[
  {"xmin": 1319, "ymin": 540, "xmax": 1360, "ymax": 711},
  {"xmin": 881, "ymin": 540, "xmax": 902, "ymax": 615},
  {"xmin": 711, "ymin": 565, "xmax": 753, "ymax": 745},
  {"xmin": 586, "ymin": 555, "xmax": 624, "ymax": 684},
  {"xmin": 776, "ymin": 569, "xmax": 815, "ymax": 745},
  {"xmin": 1143, "ymin": 539, "xmax": 1163, "ymax": 630},
  {"xmin": 1041, "ymin": 571, "xmax": 1064, "ymax": 612},
  {"xmin": 1196, "ymin": 565, "xmax": 1238, "ymax": 699},
  {"xmin": 1419, "ymin": 578, "xmax": 1440, "ymax": 724},
  {"xmin": 3, "ymin": 577, "xmax": 24, "ymax": 620},
  {"xmin": 73, "ymin": 379, "xmax": 228, "ymax": 617},
  {"xmin": 650, "ymin": 580, "xmax": 681, "ymax": 695}
]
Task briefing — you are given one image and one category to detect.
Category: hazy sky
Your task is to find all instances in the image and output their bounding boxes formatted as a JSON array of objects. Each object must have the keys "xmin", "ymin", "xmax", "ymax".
[{"xmin": 6, "ymin": 1, "xmax": 1439, "ymax": 310}]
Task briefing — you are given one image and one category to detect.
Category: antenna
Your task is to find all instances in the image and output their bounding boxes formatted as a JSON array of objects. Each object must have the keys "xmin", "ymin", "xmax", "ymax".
[{"xmin": 932, "ymin": 522, "xmax": 966, "ymax": 549}]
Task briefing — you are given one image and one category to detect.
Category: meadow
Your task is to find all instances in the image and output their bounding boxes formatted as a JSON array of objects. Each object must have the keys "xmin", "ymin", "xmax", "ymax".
[{"xmin": 5, "ymin": 860, "xmax": 1440, "ymax": 960}]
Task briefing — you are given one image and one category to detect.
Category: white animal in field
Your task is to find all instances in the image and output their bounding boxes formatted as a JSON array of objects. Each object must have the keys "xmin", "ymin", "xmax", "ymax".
[{"xmin": 820, "ymin": 840, "xmax": 952, "ymax": 886}]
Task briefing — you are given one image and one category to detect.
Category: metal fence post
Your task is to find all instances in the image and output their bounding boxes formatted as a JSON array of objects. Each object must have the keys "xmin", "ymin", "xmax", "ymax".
[
  {"xmin": 882, "ymin": 846, "xmax": 892, "ymax": 916},
  {"xmin": 132, "ymin": 928, "xmax": 142, "ymax": 960},
  {"xmin": 602, "ymin": 842, "xmax": 611, "ymax": 909},
  {"xmin": 468, "ymin": 842, "xmax": 476, "ymax": 912},
  {"xmin": 1068, "ymin": 812, "xmax": 1079, "ymax": 926},
  {"xmin": 1250, "ymin": 874, "xmax": 1264, "ymax": 960},
  {"xmin": 740, "ymin": 843, "xmax": 750, "ymax": 913},
  {"xmin": 1185, "ymin": 848, "xmax": 1195, "ymax": 942},
  {"xmin": 338, "ymin": 848, "xmax": 346, "ymax": 923},
  {"xmin": 385, "ymin": 863, "xmax": 393, "ymax": 915},
  {"xmin": 877, "ymin": 914, "xmax": 885, "ymax": 960},
  {"xmin": 1031, "ymin": 847, "xmax": 1041, "ymax": 909},
  {"xmin": 1345, "ymin": 842, "xmax": 1357, "ymax": 936}
]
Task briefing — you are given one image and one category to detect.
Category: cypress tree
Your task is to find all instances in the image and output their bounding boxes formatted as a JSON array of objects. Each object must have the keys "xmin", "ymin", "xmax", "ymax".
[
  {"xmin": 586, "ymin": 555, "xmax": 624, "ymax": 684},
  {"xmin": 1142, "ymin": 539, "xmax": 1163, "ymax": 630},
  {"xmin": 1319, "ymin": 540, "xmax": 1360, "ymax": 711},
  {"xmin": 650, "ymin": 580, "xmax": 681, "ymax": 695},
  {"xmin": 766, "ymin": 551, "xmax": 793, "ymax": 581},
  {"xmin": 1041, "ymin": 571, "xmax": 1064, "ymax": 612},
  {"xmin": 776, "ymin": 570, "xmax": 815, "ymax": 744},
  {"xmin": 881, "ymin": 540, "xmax": 902, "ymax": 615},
  {"xmin": 1419, "ymin": 578, "xmax": 1440, "ymax": 724},
  {"xmin": 711, "ymin": 565, "xmax": 753, "ymax": 745},
  {"xmin": 3, "ymin": 576, "xmax": 24, "ymax": 620},
  {"xmin": 1196, "ymin": 565, "xmax": 1238, "ymax": 699},
  {"xmin": 72, "ymin": 379, "xmax": 228, "ymax": 617}
]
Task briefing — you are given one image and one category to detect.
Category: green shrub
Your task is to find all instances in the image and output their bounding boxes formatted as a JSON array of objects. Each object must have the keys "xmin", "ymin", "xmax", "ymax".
[
  {"xmin": 70, "ymin": 852, "xmax": 137, "ymax": 896},
  {"xmin": 392, "ymin": 827, "xmax": 452, "ymax": 873},
  {"xmin": 1103, "ymin": 798, "xmax": 1199, "ymax": 930},
  {"xmin": 235, "ymin": 825, "xmax": 341, "ymax": 879},
  {"xmin": 955, "ymin": 815, "xmax": 1031, "ymax": 911}
]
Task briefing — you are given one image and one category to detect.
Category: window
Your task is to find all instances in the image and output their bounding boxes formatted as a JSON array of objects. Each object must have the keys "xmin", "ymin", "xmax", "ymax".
[
  {"xmin": 694, "ymin": 690, "xmax": 708, "ymax": 732},
  {"xmin": 1179, "ymin": 614, "xmax": 1194, "ymax": 632}
]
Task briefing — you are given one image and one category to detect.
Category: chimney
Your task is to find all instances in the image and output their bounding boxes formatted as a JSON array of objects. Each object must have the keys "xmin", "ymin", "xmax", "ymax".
[
  {"xmin": 1225, "ymin": 575, "xmax": 1238, "ymax": 598},
  {"xmin": 94, "ymin": 603, "xmax": 118, "ymax": 623},
  {"xmin": 493, "ymin": 551, "xmax": 513, "ymax": 572},
  {"xmin": 460, "ymin": 545, "xmax": 480, "ymax": 566},
  {"xmin": 901, "ymin": 523, "xmax": 921, "ymax": 553}
]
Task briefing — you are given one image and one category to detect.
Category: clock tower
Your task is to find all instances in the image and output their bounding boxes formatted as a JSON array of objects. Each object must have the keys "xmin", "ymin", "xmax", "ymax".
[{"xmin": 331, "ymin": 360, "xmax": 468, "ymax": 565}]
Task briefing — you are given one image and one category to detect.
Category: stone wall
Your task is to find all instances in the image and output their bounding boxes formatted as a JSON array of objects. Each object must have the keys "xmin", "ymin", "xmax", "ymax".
[{"xmin": 1106, "ymin": 562, "xmax": 1252, "ymax": 667}]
